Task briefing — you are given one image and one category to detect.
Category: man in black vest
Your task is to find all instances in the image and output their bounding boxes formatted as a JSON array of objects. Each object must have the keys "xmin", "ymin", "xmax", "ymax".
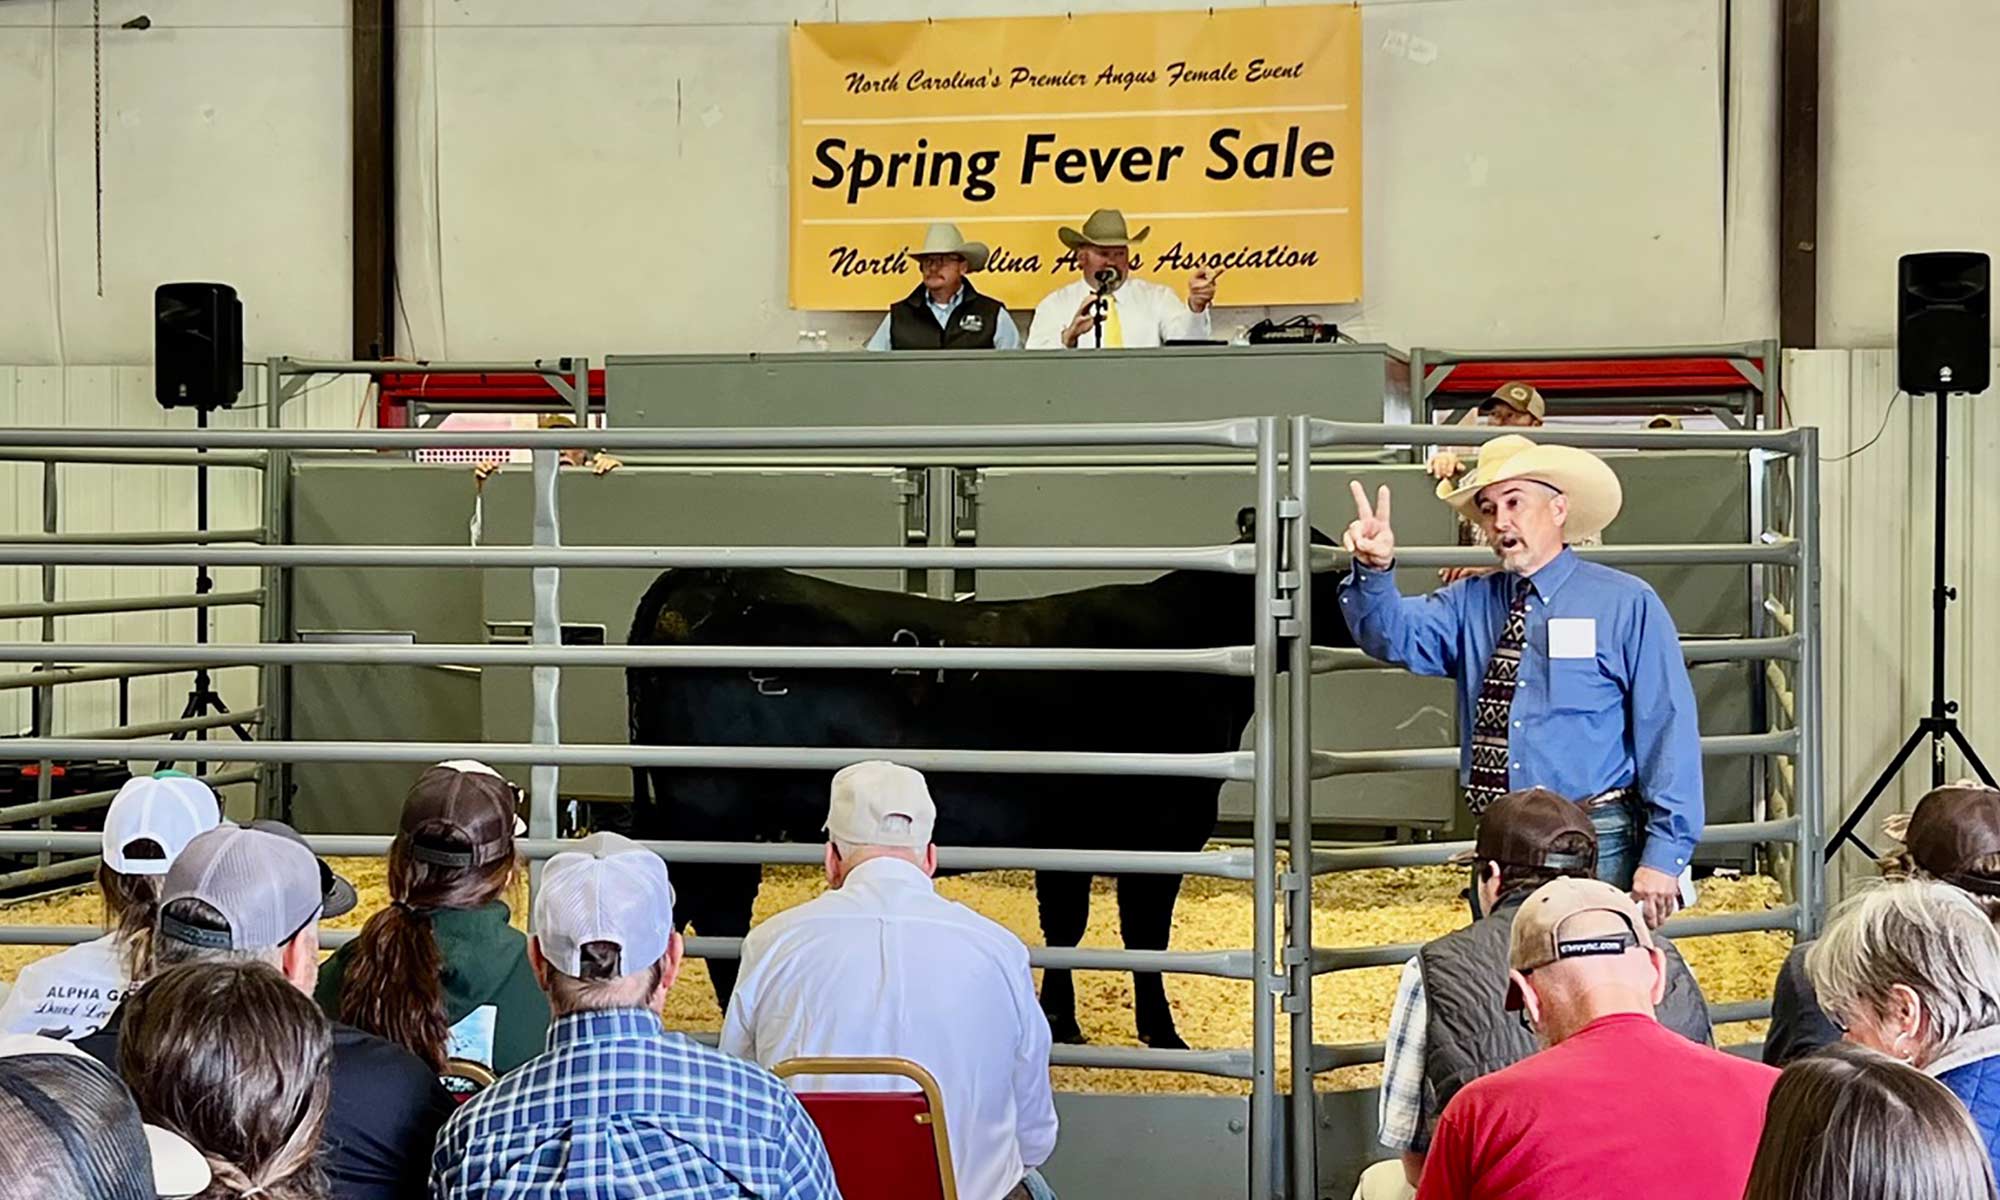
[
  {"xmin": 865, "ymin": 223, "xmax": 1020, "ymax": 351},
  {"xmin": 1355, "ymin": 788, "xmax": 1711, "ymax": 1200}
]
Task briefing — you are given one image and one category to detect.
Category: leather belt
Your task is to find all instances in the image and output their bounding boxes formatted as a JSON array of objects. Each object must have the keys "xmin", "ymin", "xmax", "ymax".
[{"xmin": 1577, "ymin": 786, "xmax": 1638, "ymax": 812}]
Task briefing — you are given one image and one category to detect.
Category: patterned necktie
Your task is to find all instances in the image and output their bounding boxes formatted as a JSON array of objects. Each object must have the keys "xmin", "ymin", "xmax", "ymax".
[{"xmin": 1466, "ymin": 576, "xmax": 1533, "ymax": 816}]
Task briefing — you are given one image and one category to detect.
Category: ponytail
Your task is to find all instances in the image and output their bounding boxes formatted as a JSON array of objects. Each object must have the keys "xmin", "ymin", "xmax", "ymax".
[
  {"xmin": 339, "ymin": 807, "xmax": 516, "ymax": 1071},
  {"xmin": 97, "ymin": 863, "xmax": 163, "ymax": 981},
  {"xmin": 338, "ymin": 864, "xmax": 451, "ymax": 1070}
]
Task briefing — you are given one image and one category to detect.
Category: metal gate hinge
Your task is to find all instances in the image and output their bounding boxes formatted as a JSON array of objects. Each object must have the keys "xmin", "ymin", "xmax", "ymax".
[
  {"xmin": 1278, "ymin": 498, "xmax": 1304, "ymax": 518},
  {"xmin": 1278, "ymin": 570, "xmax": 1302, "ymax": 591},
  {"xmin": 1270, "ymin": 598, "xmax": 1295, "ymax": 618},
  {"xmin": 1281, "ymin": 992, "xmax": 1310, "ymax": 1014},
  {"xmin": 1280, "ymin": 871, "xmax": 1306, "ymax": 892},
  {"xmin": 1283, "ymin": 946, "xmax": 1310, "ymax": 967},
  {"xmin": 1277, "ymin": 618, "xmax": 1301, "ymax": 638}
]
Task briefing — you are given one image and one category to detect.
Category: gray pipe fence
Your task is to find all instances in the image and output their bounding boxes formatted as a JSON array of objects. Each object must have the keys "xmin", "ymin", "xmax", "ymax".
[{"xmin": 0, "ymin": 403, "xmax": 1823, "ymax": 1200}]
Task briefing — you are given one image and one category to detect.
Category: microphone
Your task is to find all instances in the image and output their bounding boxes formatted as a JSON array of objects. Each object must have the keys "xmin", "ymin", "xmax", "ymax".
[{"xmin": 1092, "ymin": 268, "xmax": 1118, "ymax": 294}]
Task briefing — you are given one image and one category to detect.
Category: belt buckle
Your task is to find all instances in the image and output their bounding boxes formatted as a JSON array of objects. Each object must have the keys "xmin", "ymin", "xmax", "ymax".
[{"xmin": 1581, "ymin": 788, "xmax": 1632, "ymax": 812}]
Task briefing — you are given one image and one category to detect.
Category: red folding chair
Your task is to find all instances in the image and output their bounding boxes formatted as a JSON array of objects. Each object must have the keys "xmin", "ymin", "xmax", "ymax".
[{"xmin": 774, "ymin": 1056, "xmax": 959, "ymax": 1200}]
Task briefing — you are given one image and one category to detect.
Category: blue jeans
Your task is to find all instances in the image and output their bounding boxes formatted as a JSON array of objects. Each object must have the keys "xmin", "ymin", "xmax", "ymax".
[{"xmin": 1590, "ymin": 798, "xmax": 1642, "ymax": 890}]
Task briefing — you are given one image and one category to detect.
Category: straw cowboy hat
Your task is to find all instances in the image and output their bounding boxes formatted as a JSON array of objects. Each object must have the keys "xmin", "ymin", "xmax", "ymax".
[
  {"xmin": 1439, "ymin": 434, "xmax": 1624, "ymax": 542},
  {"xmin": 1059, "ymin": 208, "xmax": 1151, "ymax": 249},
  {"xmin": 914, "ymin": 223, "xmax": 988, "ymax": 272}
]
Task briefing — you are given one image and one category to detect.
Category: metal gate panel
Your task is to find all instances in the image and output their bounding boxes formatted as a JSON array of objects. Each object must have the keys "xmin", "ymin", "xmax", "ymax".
[
  {"xmin": 975, "ymin": 465, "xmax": 1461, "ymax": 829},
  {"xmin": 475, "ymin": 466, "xmax": 909, "ymax": 801}
]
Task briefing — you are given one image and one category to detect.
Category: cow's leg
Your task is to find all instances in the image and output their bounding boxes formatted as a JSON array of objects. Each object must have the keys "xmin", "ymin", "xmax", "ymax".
[
  {"xmin": 1034, "ymin": 869, "xmax": 1091, "ymax": 1045},
  {"xmin": 673, "ymin": 861, "xmax": 762, "ymax": 1008},
  {"xmin": 1116, "ymin": 871, "xmax": 1188, "ymax": 1050}
]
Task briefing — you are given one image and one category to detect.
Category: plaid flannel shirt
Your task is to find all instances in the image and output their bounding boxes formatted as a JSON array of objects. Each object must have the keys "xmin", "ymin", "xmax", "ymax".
[
  {"xmin": 1377, "ymin": 957, "xmax": 1430, "ymax": 1154},
  {"xmin": 432, "ymin": 1007, "xmax": 841, "ymax": 1199}
]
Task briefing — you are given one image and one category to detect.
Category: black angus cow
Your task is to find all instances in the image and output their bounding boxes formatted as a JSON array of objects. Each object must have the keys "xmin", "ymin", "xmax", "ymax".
[{"xmin": 622, "ymin": 510, "xmax": 1351, "ymax": 1050}]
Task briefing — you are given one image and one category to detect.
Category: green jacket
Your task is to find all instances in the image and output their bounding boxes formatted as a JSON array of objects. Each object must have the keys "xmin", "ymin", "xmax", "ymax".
[{"xmin": 316, "ymin": 901, "xmax": 549, "ymax": 1075}]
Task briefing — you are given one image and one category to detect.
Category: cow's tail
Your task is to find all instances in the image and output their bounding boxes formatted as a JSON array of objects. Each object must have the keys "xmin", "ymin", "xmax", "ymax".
[{"xmin": 626, "ymin": 570, "xmax": 678, "ymax": 821}]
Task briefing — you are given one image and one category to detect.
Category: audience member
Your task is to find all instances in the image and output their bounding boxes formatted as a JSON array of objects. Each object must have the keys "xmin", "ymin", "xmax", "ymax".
[
  {"xmin": 723, "ymin": 761, "xmax": 1059, "ymax": 1200},
  {"xmin": 121, "ymin": 961, "xmax": 334, "ymax": 1200},
  {"xmin": 0, "ymin": 773, "xmax": 218, "ymax": 1040},
  {"xmin": 1808, "ymin": 879, "xmax": 2000, "ymax": 1179},
  {"xmin": 318, "ymin": 761, "xmax": 547, "ymax": 1074},
  {"xmin": 1413, "ymin": 878, "xmax": 1775, "ymax": 1200},
  {"xmin": 1742, "ymin": 1041, "xmax": 1998, "ymax": 1200},
  {"xmin": 432, "ymin": 832, "xmax": 838, "ymax": 1199},
  {"xmin": 0, "ymin": 1033, "xmax": 209, "ymax": 1199},
  {"xmin": 1768, "ymin": 781, "xmax": 2000, "ymax": 1066},
  {"xmin": 78, "ymin": 821, "xmax": 453, "ymax": 1200},
  {"xmin": 1359, "ymin": 789, "xmax": 1711, "ymax": 1200}
]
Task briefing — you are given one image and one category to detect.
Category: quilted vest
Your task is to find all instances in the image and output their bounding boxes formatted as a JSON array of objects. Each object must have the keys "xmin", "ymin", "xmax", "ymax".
[
  {"xmin": 1938, "ymin": 1052, "xmax": 2000, "ymax": 1183},
  {"xmin": 887, "ymin": 281, "xmax": 1003, "ymax": 350}
]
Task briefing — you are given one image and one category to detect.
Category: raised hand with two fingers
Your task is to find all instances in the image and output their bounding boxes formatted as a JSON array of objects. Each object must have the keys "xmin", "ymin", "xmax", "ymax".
[{"xmin": 1343, "ymin": 481, "xmax": 1396, "ymax": 570}]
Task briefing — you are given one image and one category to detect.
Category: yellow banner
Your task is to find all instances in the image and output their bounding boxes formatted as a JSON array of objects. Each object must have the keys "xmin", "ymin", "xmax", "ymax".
[{"xmin": 789, "ymin": 6, "xmax": 1362, "ymax": 313}]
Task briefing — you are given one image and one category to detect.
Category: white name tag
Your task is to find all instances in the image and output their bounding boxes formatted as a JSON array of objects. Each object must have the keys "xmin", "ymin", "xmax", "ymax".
[{"xmin": 1548, "ymin": 617, "xmax": 1596, "ymax": 659}]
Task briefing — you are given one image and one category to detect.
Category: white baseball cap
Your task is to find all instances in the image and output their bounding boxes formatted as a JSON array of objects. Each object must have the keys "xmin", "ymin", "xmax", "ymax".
[
  {"xmin": 825, "ymin": 761, "xmax": 937, "ymax": 849},
  {"xmin": 101, "ymin": 773, "xmax": 222, "ymax": 876},
  {"xmin": 532, "ymin": 833, "xmax": 675, "ymax": 979}
]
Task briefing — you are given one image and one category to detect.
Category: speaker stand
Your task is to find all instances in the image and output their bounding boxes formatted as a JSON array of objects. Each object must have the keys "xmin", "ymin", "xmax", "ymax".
[
  {"xmin": 160, "ymin": 407, "xmax": 255, "ymax": 775},
  {"xmin": 1826, "ymin": 390, "xmax": 1997, "ymax": 863}
]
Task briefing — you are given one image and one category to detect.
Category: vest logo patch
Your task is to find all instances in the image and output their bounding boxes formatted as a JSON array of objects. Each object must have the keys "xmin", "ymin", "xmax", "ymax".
[{"xmin": 959, "ymin": 313, "xmax": 984, "ymax": 333}]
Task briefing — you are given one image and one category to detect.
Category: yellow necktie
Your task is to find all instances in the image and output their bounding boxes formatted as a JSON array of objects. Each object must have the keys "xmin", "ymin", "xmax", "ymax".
[{"xmin": 1101, "ymin": 293, "xmax": 1125, "ymax": 348}]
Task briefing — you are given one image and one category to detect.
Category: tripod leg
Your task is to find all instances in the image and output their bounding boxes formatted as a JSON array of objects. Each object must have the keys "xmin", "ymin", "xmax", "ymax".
[
  {"xmin": 1825, "ymin": 722, "xmax": 1931, "ymax": 863},
  {"xmin": 1944, "ymin": 723, "xmax": 2000, "ymax": 788}
]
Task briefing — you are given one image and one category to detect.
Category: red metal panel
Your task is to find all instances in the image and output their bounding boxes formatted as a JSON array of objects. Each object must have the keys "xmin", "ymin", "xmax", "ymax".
[{"xmin": 1428, "ymin": 358, "xmax": 1765, "ymax": 396}]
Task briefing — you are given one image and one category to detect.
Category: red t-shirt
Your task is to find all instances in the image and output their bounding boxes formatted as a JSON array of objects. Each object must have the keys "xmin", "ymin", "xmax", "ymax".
[{"xmin": 1415, "ymin": 1013, "xmax": 1778, "ymax": 1200}]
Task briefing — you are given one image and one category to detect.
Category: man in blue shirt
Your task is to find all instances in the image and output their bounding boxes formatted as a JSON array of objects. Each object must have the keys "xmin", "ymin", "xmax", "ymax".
[
  {"xmin": 866, "ymin": 223, "xmax": 1021, "ymax": 351},
  {"xmin": 1339, "ymin": 435, "xmax": 1702, "ymax": 927},
  {"xmin": 432, "ymin": 832, "xmax": 839, "ymax": 1199}
]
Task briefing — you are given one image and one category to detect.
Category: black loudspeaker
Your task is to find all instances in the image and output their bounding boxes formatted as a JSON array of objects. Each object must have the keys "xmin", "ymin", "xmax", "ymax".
[
  {"xmin": 154, "ymin": 282, "xmax": 243, "ymax": 410},
  {"xmin": 1898, "ymin": 252, "xmax": 1990, "ymax": 395}
]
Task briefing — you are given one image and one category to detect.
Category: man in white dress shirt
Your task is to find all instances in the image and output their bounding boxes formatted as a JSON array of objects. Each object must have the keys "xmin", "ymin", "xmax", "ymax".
[
  {"xmin": 721, "ymin": 761, "xmax": 1061, "ymax": 1200},
  {"xmin": 1024, "ymin": 209, "xmax": 1218, "ymax": 349}
]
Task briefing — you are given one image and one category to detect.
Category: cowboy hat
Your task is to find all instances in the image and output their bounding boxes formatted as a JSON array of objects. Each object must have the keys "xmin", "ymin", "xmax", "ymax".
[
  {"xmin": 1058, "ymin": 208, "xmax": 1151, "ymax": 249},
  {"xmin": 914, "ymin": 223, "xmax": 988, "ymax": 272},
  {"xmin": 1439, "ymin": 434, "xmax": 1623, "ymax": 542}
]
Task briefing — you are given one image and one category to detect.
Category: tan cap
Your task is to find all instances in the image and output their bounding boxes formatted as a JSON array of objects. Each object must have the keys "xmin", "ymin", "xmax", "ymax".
[
  {"xmin": 1483, "ymin": 381, "xmax": 1547, "ymax": 421},
  {"xmin": 1505, "ymin": 877, "xmax": 1654, "ymax": 1010},
  {"xmin": 825, "ymin": 761, "xmax": 937, "ymax": 849}
]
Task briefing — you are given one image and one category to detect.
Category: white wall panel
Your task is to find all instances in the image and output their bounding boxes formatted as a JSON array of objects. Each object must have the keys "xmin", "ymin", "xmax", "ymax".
[
  {"xmin": 1790, "ymin": 349, "xmax": 2000, "ymax": 898},
  {"xmin": 1820, "ymin": 0, "xmax": 2000, "ymax": 347},
  {"xmin": 0, "ymin": 0, "xmax": 350, "ymax": 365}
]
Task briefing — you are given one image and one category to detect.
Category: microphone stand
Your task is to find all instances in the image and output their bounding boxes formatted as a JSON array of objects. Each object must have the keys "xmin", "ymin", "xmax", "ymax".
[{"xmin": 1091, "ymin": 282, "xmax": 1108, "ymax": 349}]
